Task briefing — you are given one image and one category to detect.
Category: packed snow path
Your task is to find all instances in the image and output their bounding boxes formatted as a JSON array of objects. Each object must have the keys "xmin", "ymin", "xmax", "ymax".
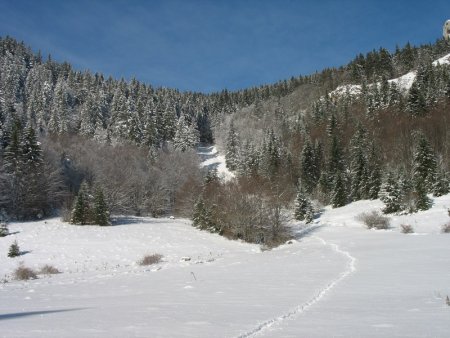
[
  {"xmin": 236, "ymin": 234, "xmax": 356, "ymax": 338},
  {"xmin": 1, "ymin": 195, "xmax": 450, "ymax": 337}
]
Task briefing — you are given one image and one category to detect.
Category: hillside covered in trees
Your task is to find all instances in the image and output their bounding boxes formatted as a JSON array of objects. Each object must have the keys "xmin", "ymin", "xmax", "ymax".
[{"xmin": 0, "ymin": 36, "xmax": 449, "ymax": 245}]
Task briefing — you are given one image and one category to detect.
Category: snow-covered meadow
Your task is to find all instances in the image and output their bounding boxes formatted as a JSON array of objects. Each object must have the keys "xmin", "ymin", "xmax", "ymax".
[{"xmin": 1, "ymin": 194, "xmax": 449, "ymax": 337}]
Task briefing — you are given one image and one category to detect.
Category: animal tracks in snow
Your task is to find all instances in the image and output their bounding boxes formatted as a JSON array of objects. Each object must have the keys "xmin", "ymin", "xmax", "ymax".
[{"xmin": 236, "ymin": 234, "xmax": 356, "ymax": 338}]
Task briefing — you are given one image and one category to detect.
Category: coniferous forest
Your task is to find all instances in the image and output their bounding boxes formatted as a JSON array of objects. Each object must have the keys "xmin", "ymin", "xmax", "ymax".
[{"xmin": 1, "ymin": 36, "xmax": 449, "ymax": 246}]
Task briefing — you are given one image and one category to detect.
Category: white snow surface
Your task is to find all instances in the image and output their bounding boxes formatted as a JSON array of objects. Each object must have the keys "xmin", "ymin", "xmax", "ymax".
[
  {"xmin": 330, "ymin": 52, "xmax": 450, "ymax": 98},
  {"xmin": 1, "ymin": 194, "xmax": 450, "ymax": 337},
  {"xmin": 198, "ymin": 145, "xmax": 235, "ymax": 181}
]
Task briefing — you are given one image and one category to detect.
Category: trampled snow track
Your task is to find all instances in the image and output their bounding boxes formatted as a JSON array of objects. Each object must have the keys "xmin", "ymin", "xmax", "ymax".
[{"xmin": 236, "ymin": 232, "xmax": 356, "ymax": 338}]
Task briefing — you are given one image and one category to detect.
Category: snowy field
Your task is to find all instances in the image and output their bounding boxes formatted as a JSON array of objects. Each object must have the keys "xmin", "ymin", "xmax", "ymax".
[{"xmin": 1, "ymin": 194, "xmax": 450, "ymax": 337}]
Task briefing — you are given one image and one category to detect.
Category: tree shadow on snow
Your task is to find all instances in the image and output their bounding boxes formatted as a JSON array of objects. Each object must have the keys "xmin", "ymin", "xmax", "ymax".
[
  {"xmin": 0, "ymin": 308, "xmax": 89, "ymax": 321},
  {"xmin": 110, "ymin": 216, "xmax": 144, "ymax": 226}
]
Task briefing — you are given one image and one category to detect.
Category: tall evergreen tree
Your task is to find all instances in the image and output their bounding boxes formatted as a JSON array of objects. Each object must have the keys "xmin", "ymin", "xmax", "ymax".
[
  {"xmin": 71, "ymin": 183, "xmax": 90, "ymax": 225},
  {"xmin": 300, "ymin": 139, "xmax": 318, "ymax": 193},
  {"xmin": 413, "ymin": 134, "xmax": 436, "ymax": 193},
  {"xmin": 380, "ymin": 172, "xmax": 403, "ymax": 214},
  {"xmin": 93, "ymin": 187, "xmax": 110, "ymax": 226},
  {"xmin": 225, "ymin": 121, "xmax": 240, "ymax": 171},
  {"xmin": 331, "ymin": 173, "xmax": 347, "ymax": 208}
]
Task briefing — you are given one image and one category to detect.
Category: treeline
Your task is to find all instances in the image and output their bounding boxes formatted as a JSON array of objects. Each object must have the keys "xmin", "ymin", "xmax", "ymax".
[
  {"xmin": 1, "ymin": 35, "xmax": 450, "ymax": 240},
  {"xmin": 0, "ymin": 122, "xmax": 203, "ymax": 220},
  {"xmin": 222, "ymin": 44, "xmax": 450, "ymax": 217}
]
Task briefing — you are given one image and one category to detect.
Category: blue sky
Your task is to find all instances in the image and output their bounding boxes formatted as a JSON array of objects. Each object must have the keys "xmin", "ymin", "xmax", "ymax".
[{"xmin": 0, "ymin": 0, "xmax": 449, "ymax": 92}]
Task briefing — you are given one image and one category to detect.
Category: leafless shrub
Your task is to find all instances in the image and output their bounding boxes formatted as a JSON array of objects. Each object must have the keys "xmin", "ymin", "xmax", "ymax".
[
  {"xmin": 39, "ymin": 264, "xmax": 61, "ymax": 275},
  {"xmin": 400, "ymin": 224, "xmax": 414, "ymax": 234},
  {"xmin": 357, "ymin": 211, "xmax": 390, "ymax": 230},
  {"xmin": 138, "ymin": 254, "xmax": 163, "ymax": 266},
  {"xmin": 14, "ymin": 264, "xmax": 38, "ymax": 281},
  {"xmin": 441, "ymin": 222, "xmax": 450, "ymax": 233}
]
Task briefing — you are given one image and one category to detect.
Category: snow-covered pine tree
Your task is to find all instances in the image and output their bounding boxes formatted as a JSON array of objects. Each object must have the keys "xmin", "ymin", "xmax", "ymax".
[
  {"xmin": 294, "ymin": 188, "xmax": 308, "ymax": 221},
  {"xmin": 192, "ymin": 197, "xmax": 212, "ymax": 230},
  {"xmin": 407, "ymin": 80, "xmax": 427, "ymax": 117},
  {"xmin": 413, "ymin": 134, "xmax": 437, "ymax": 193},
  {"xmin": 173, "ymin": 114, "xmax": 200, "ymax": 152},
  {"xmin": 225, "ymin": 121, "xmax": 239, "ymax": 171},
  {"xmin": 414, "ymin": 177, "xmax": 431, "ymax": 211},
  {"xmin": 433, "ymin": 169, "xmax": 449, "ymax": 197},
  {"xmin": 19, "ymin": 126, "xmax": 45, "ymax": 218},
  {"xmin": 379, "ymin": 172, "xmax": 403, "ymax": 214},
  {"xmin": 300, "ymin": 139, "xmax": 317, "ymax": 193},
  {"xmin": 367, "ymin": 142, "xmax": 382, "ymax": 199},
  {"xmin": 349, "ymin": 125, "xmax": 368, "ymax": 201},
  {"xmin": 331, "ymin": 173, "xmax": 347, "ymax": 208}
]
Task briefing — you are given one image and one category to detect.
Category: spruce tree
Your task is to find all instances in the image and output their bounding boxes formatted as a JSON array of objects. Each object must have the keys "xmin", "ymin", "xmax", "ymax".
[
  {"xmin": 300, "ymin": 139, "xmax": 317, "ymax": 193},
  {"xmin": 414, "ymin": 178, "xmax": 431, "ymax": 211},
  {"xmin": 93, "ymin": 187, "xmax": 110, "ymax": 226},
  {"xmin": 331, "ymin": 173, "xmax": 347, "ymax": 208},
  {"xmin": 8, "ymin": 240, "xmax": 20, "ymax": 257},
  {"xmin": 349, "ymin": 125, "xmax": 368, "ymax": 201},
  {"xmin": 71, "ymin": 183, "xmax": 89, "ymax": 225},
  {"xmin": 433, "ymin": 170, "xmax": 449, "ymax": 197},
  {"xmin": 413, "ymin": 134, "xmax": 436, "ymax": 193},
  {"xmin": 225, "ymin": 121, "xmax": 239, "ymax": 171},
  {"xmin": 380, "ymin": 172, "xmax": 403, "ymax": 214},
  {"xmin": 192, "ymin": 197, "xmax": 213, "ymax": 231},
  {"xmin": 294, "ymin": 188, "xmax": 309, "ymax": 221},
  {"xmin": 0, "ymin": 223, "xmax": 9, "ymax": 237}
]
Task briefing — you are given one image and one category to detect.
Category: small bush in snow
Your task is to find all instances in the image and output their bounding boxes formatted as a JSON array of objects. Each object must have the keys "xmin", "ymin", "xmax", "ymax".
[
  {"xmin": 39, "ymin": 265, "xmax": 61, "ymax": 275},
  {"xmin": 138, "ymin": 254, "xmax": 163, "ymax": 266},
  {"xmin": 14, "ymin": 264, "xmax": 37, "ymax": 281},
  {"xmin": 400, "ymin": 224, "xmax": 414, "ymax": 234},
  {"xmin": 357, "ymin": 211, "xmax": 390, "ymax": 230},
  {"xmin": 7, "ymin": 240, "xmax": 20, "ymax": 257},
  {"xmin": 441, "ymin": 222, "xmax": 450, "ymax": 233},
  {"xmin": 0, "ymin": 223, "xmax": 9, "ymax": 237}
]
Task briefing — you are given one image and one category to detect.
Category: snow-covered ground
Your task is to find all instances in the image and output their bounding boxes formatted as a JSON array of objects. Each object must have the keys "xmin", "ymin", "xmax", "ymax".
[
  {"xmin": 198, "ymin": 145, "xmax": 235, "ymax": 181},
  {"xmin": 1, "ymin": 194, "xmax": 450, "ymax": 337}
]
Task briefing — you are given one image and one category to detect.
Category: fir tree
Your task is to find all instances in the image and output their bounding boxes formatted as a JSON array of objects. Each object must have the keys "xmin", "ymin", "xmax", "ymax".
[
  {"xmin": 225, "ymin": 121, "xmax": 239, "ymax": 171},
  {"xmin": 8, "ymin": 240, "xmax": 20, "ymax": 257},
  {"xmin": 407, "ymin": 81, "xmax": 426, "ymax": 117},
  {"xmin": 294, "ymin": 188, "xmax": 309, "ymax": 221},
  {"xmin": 192, "ymin": 197, "xmax": 212, "ymax": 230},
  {"xmin": 173, "ymin": 114, "xmax": 200, "ymax": 151},
  {"xmin": 71, "ymin": 183, "xmax": 90, "ymax": 225},
  {"xmin": 413, "ymin": 134, "xmax": 436, "ymax": 193},
  {"xmin": 380, "ymin": 172, "xmax": 403, "ymax": 214},
  {"xmin": 433, "ymin": 170, "xmax": 449, "ymax": 197},
  {"xmin": 0, "ymin": 223, "xmax": 9, "ymax": 237},
  {"xmin": 300, "ymin": 139, "xmax": 318, "ymax": 193},
  {"xmin": 349, "ymin": 125, "xmax": 368, "ymax": 201},
  {"xmin": 331, "ymin": 173, "xmax": 347, "ymax": 208},
  {"xmin": 93, "ymin": 187, "xmax": 110, "ymax": 226},
  {"xmin": 414, "ymin": 178, "xmax": 431, "ymax": 211}
]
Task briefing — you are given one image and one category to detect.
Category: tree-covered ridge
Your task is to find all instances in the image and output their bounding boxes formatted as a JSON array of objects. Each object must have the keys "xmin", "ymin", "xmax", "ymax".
[
  {"xmin": 1, "ymin": 35, "xmax": 449, "ymax": 151},
  {"xmin": 0, "ymin": 35, "xmax": 449, "ymax": 235},
  {"xmin": 222, "ymin": 41, "xmax": 450, "ymax": 213}
]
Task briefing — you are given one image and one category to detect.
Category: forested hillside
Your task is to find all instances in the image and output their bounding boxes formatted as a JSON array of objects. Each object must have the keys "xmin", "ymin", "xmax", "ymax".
[{"xmin": 0, "ymin": 35, "xmax": 449, "ymax": 245}]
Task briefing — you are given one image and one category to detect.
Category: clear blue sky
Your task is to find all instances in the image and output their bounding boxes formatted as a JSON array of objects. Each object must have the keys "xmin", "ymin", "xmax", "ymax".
[{"xmin": 0, "ymin": 0, "xmax": 449, "ymax": 93}]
